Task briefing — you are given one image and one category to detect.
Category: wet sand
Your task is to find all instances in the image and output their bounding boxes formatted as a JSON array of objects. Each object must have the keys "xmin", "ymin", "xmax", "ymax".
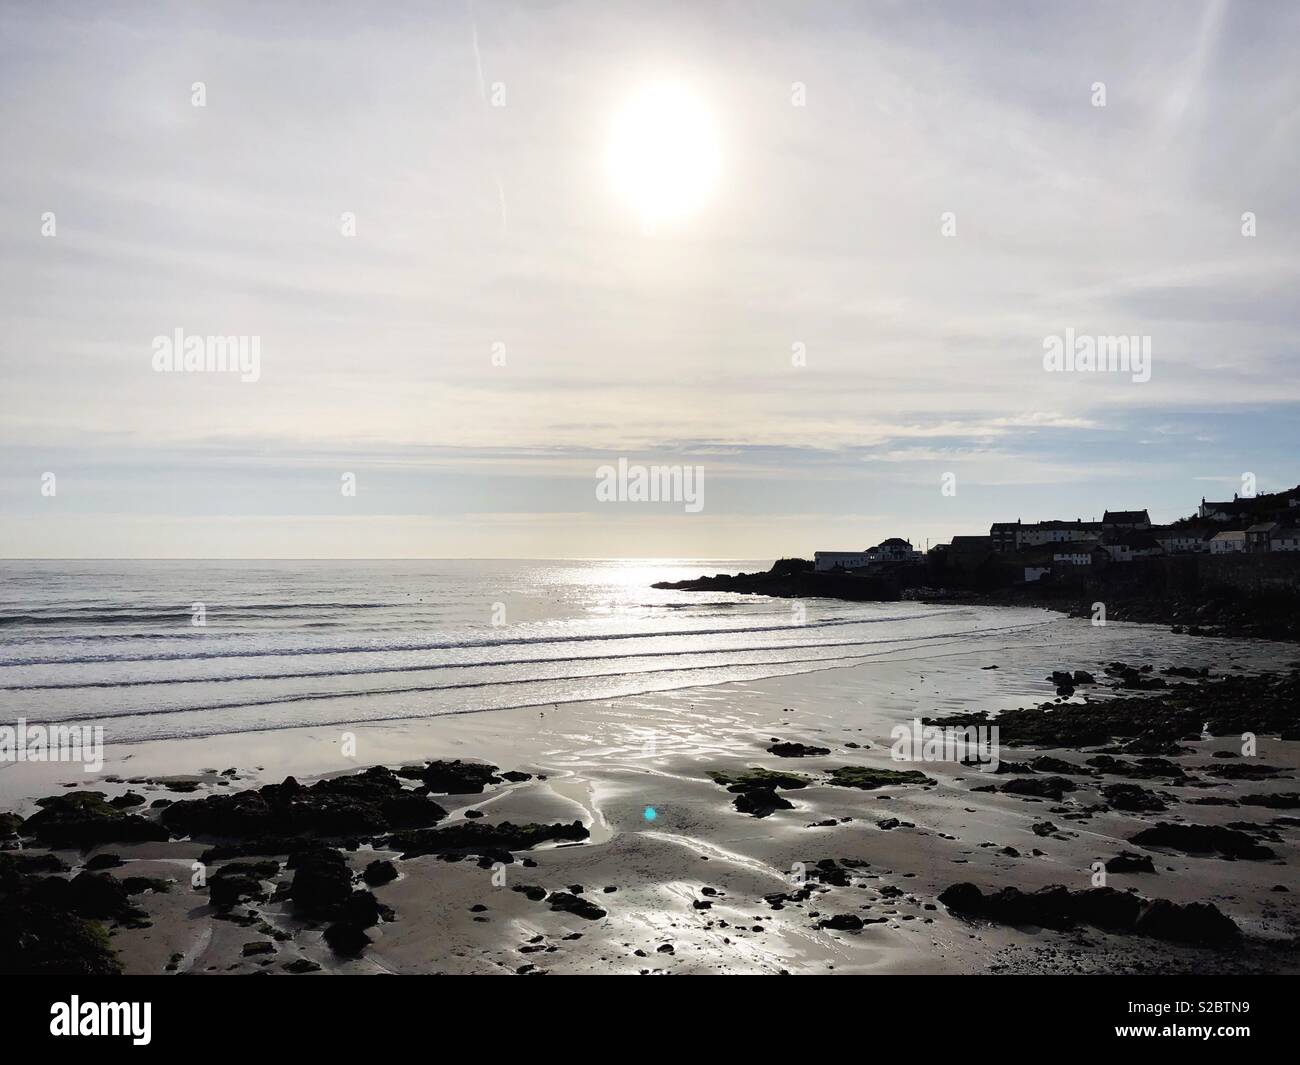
[{"xmin": 4, "ymin": 615, "xmax": 1298, "ymax": 975}]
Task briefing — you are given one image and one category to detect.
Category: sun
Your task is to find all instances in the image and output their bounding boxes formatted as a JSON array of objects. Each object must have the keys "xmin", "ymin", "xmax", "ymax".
[{"xmin": 605, "ymin": 82, "xmax": 721, "ymax": 229}]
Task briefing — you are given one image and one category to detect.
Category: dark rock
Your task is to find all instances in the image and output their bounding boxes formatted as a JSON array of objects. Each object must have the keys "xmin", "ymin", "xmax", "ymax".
[
  {"xmin": 938, "ymin": 882, "xmax": 1239, "ymax": 945},
  {"xmin": 1086, "ymin": 756, "xmax": 1188, "ymax": 781},
  {"xmin": 22, "ymin": 792, "xmax": 168, "ymax": 848},
  {"xmin": 817, "ymin": 913, "xmax": 865, "ymax": 931},
  {"xmin": 1105, "ymin": 851, "xmax": 1156, "ymax": 874},
  {"xmin": 732, "ymin": 787, "xmax": 794, "ymax": 818},
  {"xmin": 1206, "ymin": 763, "xmax": 1286, "ymax": 780},
  {"xmin": 162, "ymin": 766, "xmax": 447, "ymax": 840},
  {"xmin": 0, "ymin": 899, "xmax": 122, "ymax": 974},
  {"xmin": 1029, "ymin": 757, "xmax": 1091, "ymax": 775},
  {"xmin": 1134, "ymin": 899, "xmax": 1241, "ymax": 946},
  {"xmin": 417, "ymin": 760, "xmax": 502, "ymax": 794},
  {"xmin": 1101, "ymin": 784, "xmax": 1167, "ymax": 812},
  {"xmin": 1239, "ymin": 793, "xmax": 1300, "ymax": 809},
  {"xmin": 1129, "ymin": 822, "xmax": 1276, "ymax": 860},
  {"xmin": 1000, "ymin": 776, "xmax": 1076, "ymax": 800},
  {"xmin": 288, "ymin": 847, "xmax": 353, "ymax": 915},
  {"xmin": 547, "ymin": 891, "xmax": 606, "ymax": 920},
  {"xmin": 323, "ymin": 921, "xmax": 370, "ymax": 956},
  {"xmin": 767, "ymin": 742, "xmax": 830, "ymax": 758},
  {"xmin": 362, "ymin": 859, "xmax": 398, "ymax": 886},
  {"xmin": 386, "ymin": 820, "xmax": 588, "ymax": 860}
]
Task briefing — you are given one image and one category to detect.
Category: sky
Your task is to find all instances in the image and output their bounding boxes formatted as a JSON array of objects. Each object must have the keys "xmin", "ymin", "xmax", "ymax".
[{"xmin": 2, "ymin": 0, "xmax": 1298, "ymax": 559}]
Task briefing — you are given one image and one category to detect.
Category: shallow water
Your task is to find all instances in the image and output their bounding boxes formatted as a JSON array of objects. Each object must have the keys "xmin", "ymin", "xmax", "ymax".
[{"xmin": 1, "ymin": 558, "xmax": 1061, "ymax": 744}]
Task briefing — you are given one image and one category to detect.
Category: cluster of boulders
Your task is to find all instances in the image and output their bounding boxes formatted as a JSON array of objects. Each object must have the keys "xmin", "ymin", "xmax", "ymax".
[
  {"xmin": 1, "ymin": 757, "xmax": 585, "ymax": 972},
  {"xmin": 0, "ymin": 850, "xmax": 162, "ymax": 975},
  {"xmin": 707, "ymin": 764, "xmax": 933, "ymax": 819},
  {"xmin": 938, "ymin": 882, "xmax": 1240, "ymax": 946}
]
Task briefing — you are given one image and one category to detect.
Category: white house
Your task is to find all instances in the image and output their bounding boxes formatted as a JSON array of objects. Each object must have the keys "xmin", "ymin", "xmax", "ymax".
[
  {"xmin": 1052, "ymin": 541, "xmax": 1098, "ymax": 565},
  {"xmin": 814, "ymin": 551, "xmax": 872, "ymax": 572},
  {"xmin": 1017, "ymin": 520, "xmax": 1101, "ymax": 547},
  {"xmin": 1099, "ymin": 531, "xmax": 1163, "ymax": 562},
  {"xmin": 872, "ymin": 537, "xmax": 922, "ymax": 561},
  {"xmin": 1209, "ymin": 531, "xmax": 1247, "ymax": 555},
  {"xmin": 1269, "ymin": 528, "xmax": 1300, "ymax": 552},
  {"xmin": 1153, "ymin": 526, "xmax": 1213, "ymax": 554}
]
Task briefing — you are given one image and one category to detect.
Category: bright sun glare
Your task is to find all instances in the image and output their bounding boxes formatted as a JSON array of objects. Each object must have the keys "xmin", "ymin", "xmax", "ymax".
[{"xmin": 606, "ymin": 82, "xmax": 721, "ymax": 229}]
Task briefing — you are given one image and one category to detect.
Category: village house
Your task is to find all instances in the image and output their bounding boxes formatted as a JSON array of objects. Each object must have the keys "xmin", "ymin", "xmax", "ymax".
[
  {"xmin": 1017, "ymin": 519, "xmax": 1102, "ymax": 546},
  {"xmin": 1052, "ymin": 541, "xmax": 1099, "ymax": 565},
  {"xmin": 1199, "ymin": 495, "xmax": 1255, "ymax": 522},
  {"xmin": 1270, "ymin": 527, "xmax": 1300, "ymax": 552},
  {"xmin": 1099, "ymin": 530, "xmax": 1163, "ymax": 562},
  {"xmin": 813, "ymin": 537, "xmax": 920, "ymax": 571},
  {"xmin": 813, "ymin": 551, "xmax": 872, "ymax": 572},
  {"xmin": 1209, "ymin": 530, "xmax": 1248, "ymax": 555},
  {"xmin": 989, "ymin": 520, "xmax": 1022, "ymax": 552},
  {"xmin": 1151, "ymin": 524, "xmax": 1215, "ymax": 553},
  {"xmin": 1246, "ymin": 521, "xmax": 1281, "ymax": 551},
  {"xmin": 873, "ymin": 537, "xmax": 922, "ymax": 562},
  {"xmin": 990, "ymin": 518, "xmax": 1104, "ymax": 551},
  {"xmin": 1102, "ymin": 509, "xmax": 1151, "ymax": 530}
]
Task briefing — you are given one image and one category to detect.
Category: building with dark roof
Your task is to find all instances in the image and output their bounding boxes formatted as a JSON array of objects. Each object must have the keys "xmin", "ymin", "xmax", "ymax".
[{"xmin": 1102, "ymin": 509, "xmax": 1151, "ymax": 529}]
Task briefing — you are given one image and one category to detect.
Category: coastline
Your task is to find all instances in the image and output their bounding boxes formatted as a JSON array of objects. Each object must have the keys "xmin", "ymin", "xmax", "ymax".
[
  {"xmin": 654, "ymin": 560, "xmax": 1300, "ymax": 643},
  {"xmin": 3, "ymin": 612, "xmax": 1298, "ymax": 975}
]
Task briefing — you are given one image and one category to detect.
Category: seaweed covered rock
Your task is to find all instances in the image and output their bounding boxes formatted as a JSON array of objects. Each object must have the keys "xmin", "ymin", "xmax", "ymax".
[
  {"xmin": 208, "ymin": 860, "xmax": 279, "ymax": 910},
  {"xmin": 385, "ymin": 820, "xmax": 589, "ymax": 861},
  {"xmin": 0, "ymin": 899, "xmax": 122, "ymax": 975},
  {"xmin": 161, "ymin": 766, "xmax": 447, "ymax": 841},
  {"xmin": 826, "ymin": 766, "xmax": 933, "ymax": 789},
  {"xmin": 21, "ymin": 792, "xmax": 168, "ymax": 848},
  {"xmin": 0, "ymin": 851, "xmax": 68, "ymax": 891},
  {"xmin": 28, "ymin": 871, "xmax": 147, "ymax": 925},
  {"xmin": 708, "ymin": 768, "xmax": 810, "ymax": 791},
  {"xmin": 402, "ymin": 760, "xmax": 503, "ymax": 795}
]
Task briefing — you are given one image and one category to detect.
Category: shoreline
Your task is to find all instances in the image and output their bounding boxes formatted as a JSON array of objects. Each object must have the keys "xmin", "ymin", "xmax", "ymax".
[
  {"xmin": 3, "ymin": 613, "xmax": 1298, "ymax": 975},
  {"xmin": 654, "ymin": 560, "xmax": 1300, "ymax": 643}
]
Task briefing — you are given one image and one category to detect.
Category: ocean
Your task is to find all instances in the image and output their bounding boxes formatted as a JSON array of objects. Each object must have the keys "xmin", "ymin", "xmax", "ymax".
[{"xmin": 0, "ymin": 559, "xmax": 1059, "ymax": 748}]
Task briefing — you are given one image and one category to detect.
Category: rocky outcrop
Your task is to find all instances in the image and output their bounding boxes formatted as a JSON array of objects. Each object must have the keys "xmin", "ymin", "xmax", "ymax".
[
  {"xmin": 938, "ymin": 883, "xmax": 1240, "ymax": 946},
  {"xmin": 20, "ymin": 792, "xmax": 168, "ymax": 848},
  {"xmin": 384, "ymin": 820, "xmax": 589, "ymax": 861},
  {"xmin": 161, "ymin": 767, "xmax": 448, "ymax": 841},
  {"xmin": 1128, "ymin": 822, "xmax": 1276, "ymax": 860}
]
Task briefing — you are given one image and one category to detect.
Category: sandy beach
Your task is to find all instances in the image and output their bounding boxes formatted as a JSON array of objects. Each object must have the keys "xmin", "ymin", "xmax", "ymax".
[{"xmin": 4, "ymin": 612, "xmax": 1297, "ymax": 976}]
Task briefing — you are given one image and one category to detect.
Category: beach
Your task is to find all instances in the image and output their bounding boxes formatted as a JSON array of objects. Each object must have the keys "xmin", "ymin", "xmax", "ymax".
[{"xmin": 3, "ymin": 570, "xmax": 1297, "ymax": 974}]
